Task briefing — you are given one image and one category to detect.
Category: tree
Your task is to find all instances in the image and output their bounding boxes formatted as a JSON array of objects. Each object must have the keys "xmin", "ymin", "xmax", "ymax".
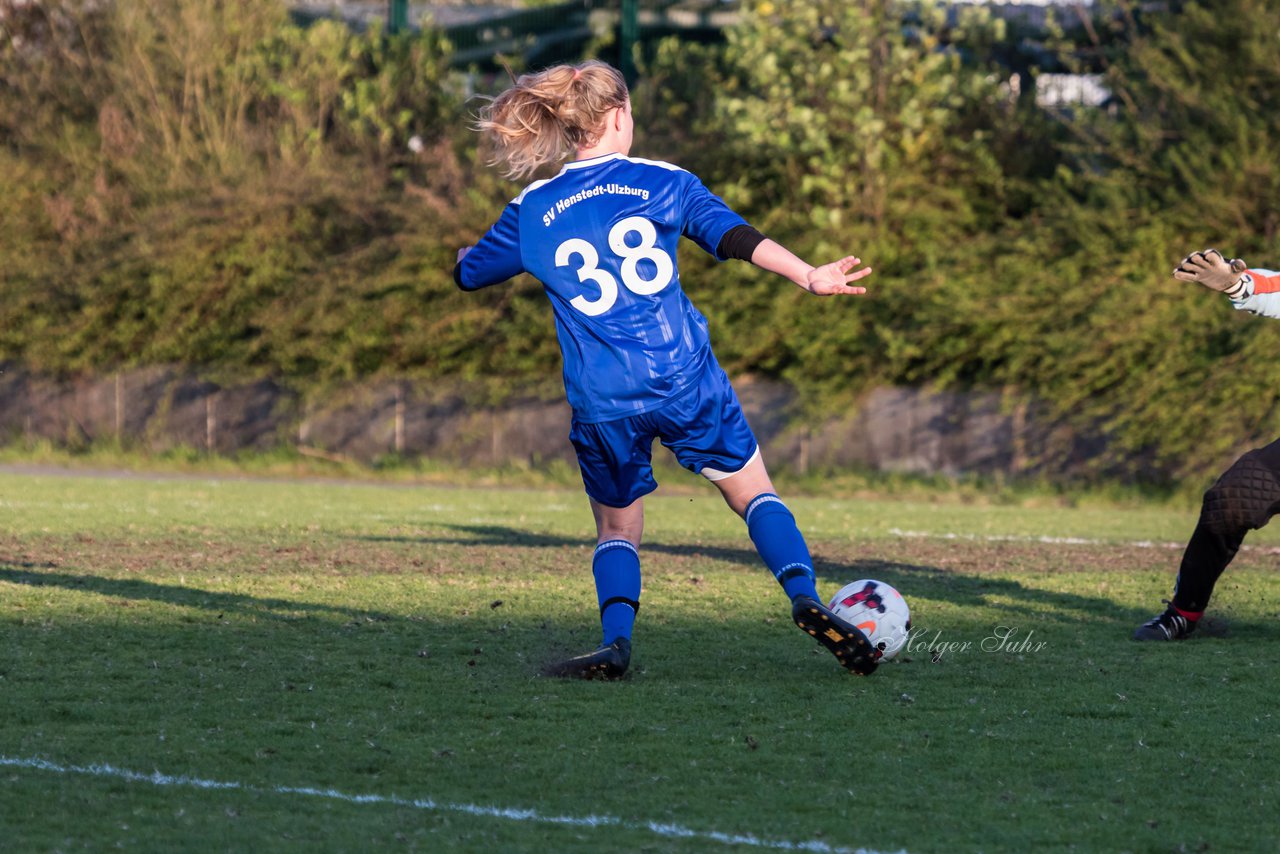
[
  {"xmin": 993, "ymin": 0, "xmax": 1280, "ymax": 479},
  {"xmin": 712, "ymin": 0, "xmax": 1011, "ymax": 258},
  {"xmin": 662, "ymin": 0, "xmax": 1026, "ymax": 410}
]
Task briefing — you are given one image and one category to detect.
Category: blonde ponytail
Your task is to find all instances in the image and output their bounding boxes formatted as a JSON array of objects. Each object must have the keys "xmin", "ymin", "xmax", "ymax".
[{"xmin": 477, "ymin": 61, "xmax": 629, "ymax": 181}]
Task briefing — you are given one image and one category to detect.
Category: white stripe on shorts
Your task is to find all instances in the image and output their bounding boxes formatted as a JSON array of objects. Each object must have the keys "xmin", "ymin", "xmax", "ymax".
[{"xmin": 700, "ymin": 445, "xmax": 761, "ymax": 483}]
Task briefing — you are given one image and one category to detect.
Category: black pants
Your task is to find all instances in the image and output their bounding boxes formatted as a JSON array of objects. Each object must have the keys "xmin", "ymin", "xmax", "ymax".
[{"xmin": 1173, "ymin": 436, "xmax": 1280, "ymax": 613}]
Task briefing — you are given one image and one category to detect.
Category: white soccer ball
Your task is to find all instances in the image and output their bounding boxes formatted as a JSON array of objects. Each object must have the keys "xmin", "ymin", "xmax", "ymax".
[{"xmin": 828, "ymin": 579, "xmax": 912, "ymax": 661}]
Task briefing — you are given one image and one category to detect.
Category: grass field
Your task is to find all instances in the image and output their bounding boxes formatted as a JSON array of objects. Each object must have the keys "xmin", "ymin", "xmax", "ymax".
[{"xmin": 2, "ymin": 466, "xmax": 1279, "ymax": 852}]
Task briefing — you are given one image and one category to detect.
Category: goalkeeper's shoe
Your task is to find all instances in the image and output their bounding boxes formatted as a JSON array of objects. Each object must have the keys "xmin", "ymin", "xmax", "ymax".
[
  {"xmin": 1133, "ymin": 602, "xmax": 1198, "ymax": 641},
  {"xmin": 792, "ymin": 596, "xmax": 879, "ymax": 675},
  {"xmin": 543, "ymin": 637, "xmax": 631, "ymax": 680}
]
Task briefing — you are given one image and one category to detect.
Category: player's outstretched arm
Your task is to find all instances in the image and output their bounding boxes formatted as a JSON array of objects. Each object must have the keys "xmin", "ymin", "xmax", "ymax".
[
  {"xmin": 1173, "ymin": 248, "xmax": 1248, "ymax": 297},
  {"xmin": 1170, "ymin": 248, "xmax": 1280, "ymax": 319},
  {"xmin": 749, "ymin": 239, "xmax": 872, "ymax": 296}
]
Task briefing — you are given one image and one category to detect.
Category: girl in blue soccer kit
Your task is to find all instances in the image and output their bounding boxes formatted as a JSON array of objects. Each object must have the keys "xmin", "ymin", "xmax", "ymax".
[{"xmin": 454, "ymin": 60, "xmax": 879, "ymax": 678}]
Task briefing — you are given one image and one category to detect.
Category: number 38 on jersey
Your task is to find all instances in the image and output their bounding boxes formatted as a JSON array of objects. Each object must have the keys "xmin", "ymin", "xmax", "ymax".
[{"xmin": 554, "ymin": 216, "xmax": 675, "ymax": 316}]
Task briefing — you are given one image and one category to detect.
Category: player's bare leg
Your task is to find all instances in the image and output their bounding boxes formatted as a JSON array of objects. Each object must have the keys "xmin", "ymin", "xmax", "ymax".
[{"xmin": 712, "ymin": 452, "xmax": 777, "ymax": 518}]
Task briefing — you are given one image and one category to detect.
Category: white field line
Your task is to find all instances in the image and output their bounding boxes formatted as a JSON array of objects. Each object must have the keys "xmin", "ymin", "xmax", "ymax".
[
  {"xmin": 887, "ymin": 527, "xmax": 1182, "ymax": 549},
  {"xmin": 887, "ymin": 528, "xmax": 1280, "ymax": 555},
  {"xmin": 1, "ymin": 755, "xmax": 901, "ymax": 854}
]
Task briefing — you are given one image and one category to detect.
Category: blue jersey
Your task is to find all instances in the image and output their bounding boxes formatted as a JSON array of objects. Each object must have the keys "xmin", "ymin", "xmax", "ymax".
[{"xmin": 455, "ymin": 152, "xmax": 747, "ymax": 423}]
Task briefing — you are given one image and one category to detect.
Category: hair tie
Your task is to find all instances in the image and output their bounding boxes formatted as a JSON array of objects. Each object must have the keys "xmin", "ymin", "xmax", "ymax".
[{"xmin": 572, "ymin": 68, "xmax": 582, "ymax": 81}]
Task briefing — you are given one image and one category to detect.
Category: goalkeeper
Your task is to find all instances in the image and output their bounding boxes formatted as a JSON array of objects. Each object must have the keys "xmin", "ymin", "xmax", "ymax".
[{"xmin": 1135, "ymin": 249, "xmax": 1280, "ymax": 640}]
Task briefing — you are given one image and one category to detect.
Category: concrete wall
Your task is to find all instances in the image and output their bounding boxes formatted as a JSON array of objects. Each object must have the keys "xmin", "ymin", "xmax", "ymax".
[{"xmin": 0, "ymin": 363, "xmax": 1086, "ymax": 476}]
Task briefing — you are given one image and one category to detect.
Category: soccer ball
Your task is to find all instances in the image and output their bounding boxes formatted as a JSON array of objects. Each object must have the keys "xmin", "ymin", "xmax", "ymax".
[{"xmin": 828, "ymin": 579, "xmax": 911, "ymax": 661}]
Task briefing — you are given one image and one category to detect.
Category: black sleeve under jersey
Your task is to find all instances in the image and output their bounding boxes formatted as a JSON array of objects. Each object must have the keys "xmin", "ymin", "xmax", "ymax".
[{"xmin": 716, "ymin": 224, "xmax": 768, "ymax": 262}]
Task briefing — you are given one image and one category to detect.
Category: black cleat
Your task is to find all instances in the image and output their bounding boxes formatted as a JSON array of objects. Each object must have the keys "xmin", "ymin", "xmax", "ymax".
[
  {"xmin": 1133, "ymin": 602, "xmax": 1197, "ymax": 641},
  {"xmin": 543, "ymin": 637, "xmax": 631, "ymax": 680},
  {"xmin": 792, "ymin": 596, "xmax": 879, "ymax": 675}
]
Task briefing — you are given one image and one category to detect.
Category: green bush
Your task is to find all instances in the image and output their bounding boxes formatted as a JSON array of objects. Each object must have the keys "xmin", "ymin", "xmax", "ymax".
[{"xmin": 5, "ymin": 0, "xmax": 1280, "ymax": 483}]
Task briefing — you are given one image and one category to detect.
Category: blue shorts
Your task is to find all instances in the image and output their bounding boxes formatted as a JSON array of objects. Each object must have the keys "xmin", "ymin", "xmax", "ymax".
[{"xmin": 570, "ymin": 366, "xmax": 759, "ymax": 508}]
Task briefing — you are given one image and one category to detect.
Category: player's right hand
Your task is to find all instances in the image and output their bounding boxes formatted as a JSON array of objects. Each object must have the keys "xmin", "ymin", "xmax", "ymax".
[
  {"xmin": 1173, "ymin": 249, "xmax": 1248, "ymax": 293},
  {"xmin": 805, "ymin": 256, "xmax": 871, "ymax": 296}
]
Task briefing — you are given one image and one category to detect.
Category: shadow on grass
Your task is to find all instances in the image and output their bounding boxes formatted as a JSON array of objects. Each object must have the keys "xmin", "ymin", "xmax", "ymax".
[
  {"xmin": 360, "ymin": 523, "xmax": 1176, "ymax": 632},
  {"xmin": 0, "ymin": 561, "xmax": 395, "ymax": 623},
  {"xmin": 363, "ymin": 523, "xmax": 773, "ymax": 565}
]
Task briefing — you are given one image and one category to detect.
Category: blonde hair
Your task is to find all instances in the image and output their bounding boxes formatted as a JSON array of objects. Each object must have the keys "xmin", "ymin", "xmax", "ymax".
[{"xmin": 477, "ymin": 61, "xmax": 630, "ymax": 181}]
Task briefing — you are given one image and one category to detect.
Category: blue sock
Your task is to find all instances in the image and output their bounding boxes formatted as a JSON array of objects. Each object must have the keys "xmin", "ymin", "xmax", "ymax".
[
  {"xmin": 745, "ymin": 493, "xmax": 819, "ymax": 602},
  {"xmin": 593, "ymin": 539, "xmax": 641, "ymax": 645}
]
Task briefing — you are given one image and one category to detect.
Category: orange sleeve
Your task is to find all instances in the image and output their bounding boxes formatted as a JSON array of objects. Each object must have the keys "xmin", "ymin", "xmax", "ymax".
[{"xmin": 1249, "ymin": 270, "xmax": 1280, "ymax": 294}]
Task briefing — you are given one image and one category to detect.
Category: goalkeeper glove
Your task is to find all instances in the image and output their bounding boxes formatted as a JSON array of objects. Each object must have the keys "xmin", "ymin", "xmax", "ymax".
[{"xmin": 1173, "ymin": 249, "xmax": 1250, "ymax": 298}]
